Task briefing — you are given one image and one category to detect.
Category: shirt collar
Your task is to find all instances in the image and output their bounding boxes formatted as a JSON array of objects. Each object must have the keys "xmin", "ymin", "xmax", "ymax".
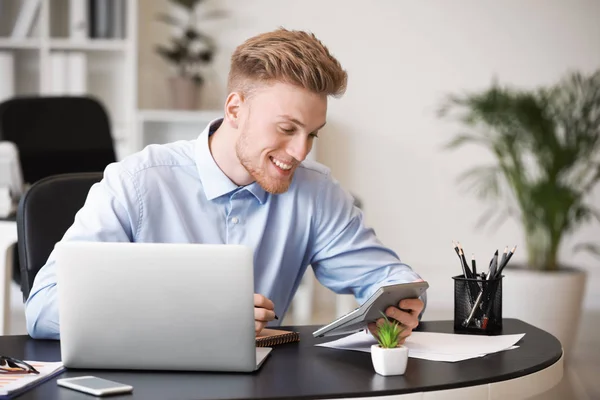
[
  {"xmin": 195, "ymin": 118, "xmax": 268, "ymax": 204},
  {"xmin": 245, "ymin": 182, "xmax": 268, "ymax": 204}
]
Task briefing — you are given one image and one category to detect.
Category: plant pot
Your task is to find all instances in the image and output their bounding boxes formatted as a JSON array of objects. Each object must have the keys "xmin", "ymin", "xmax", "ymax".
[
  {"xmin": 168, "ymin": 76, "xmax": 199, "ymax": 110},
  {"xmin": 370, "ymin": 345, "xmax": 408, "ymax": 376},
  {"xmin": 502, "ymin": 265, "xmax": 586, "ymax": 360}
]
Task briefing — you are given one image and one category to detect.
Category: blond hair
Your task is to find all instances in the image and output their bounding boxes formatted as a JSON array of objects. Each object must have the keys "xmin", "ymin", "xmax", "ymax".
[{"xmin": 228, "ymin": 28, "xmax": 347, "ymax": 98}]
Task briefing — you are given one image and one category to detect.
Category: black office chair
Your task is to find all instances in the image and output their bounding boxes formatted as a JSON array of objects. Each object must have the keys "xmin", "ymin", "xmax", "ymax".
[
  {"xmin": 0, "ymin": 96, "xmax": 116, "ymax": 290},
  {"xmin": 0, "ymin": 96, "xmax": 116, "ymax": 184},
  {"xmin": 16, "ymin": 172, "xmax": 103, "ymax": 301}
]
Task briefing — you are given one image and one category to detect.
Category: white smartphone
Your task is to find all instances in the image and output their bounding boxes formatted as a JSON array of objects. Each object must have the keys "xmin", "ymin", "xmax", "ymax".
[{"xmin": 57, "ymin": 376, "xmax": 133, "ymax": 396}]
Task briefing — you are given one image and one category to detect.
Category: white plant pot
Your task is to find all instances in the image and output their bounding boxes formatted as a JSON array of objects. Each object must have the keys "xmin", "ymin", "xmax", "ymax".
[
  {"xmin": 502, "ymin": 266, "xmax": 586, "ymax": 359},
  {"xmin": 371, "ymin": 345, "xmax": 408, "ymax": 376}
]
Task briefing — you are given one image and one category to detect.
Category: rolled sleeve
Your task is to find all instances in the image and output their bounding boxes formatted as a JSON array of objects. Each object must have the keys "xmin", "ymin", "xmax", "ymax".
[{"xmin": 310, "ymin": 174, "xmax": 425, "ymax": 309}]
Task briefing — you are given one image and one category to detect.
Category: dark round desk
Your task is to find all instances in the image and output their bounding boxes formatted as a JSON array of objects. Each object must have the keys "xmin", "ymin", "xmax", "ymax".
[{"xmin": 0, "ymin": 319, "xmax": 562, "ymax": 400}]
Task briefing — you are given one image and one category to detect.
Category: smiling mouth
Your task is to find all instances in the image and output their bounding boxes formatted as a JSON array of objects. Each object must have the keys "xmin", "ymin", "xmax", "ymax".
[{"xmin": 270, "ymin": 156, "xmax": 293, "ymax": 171}]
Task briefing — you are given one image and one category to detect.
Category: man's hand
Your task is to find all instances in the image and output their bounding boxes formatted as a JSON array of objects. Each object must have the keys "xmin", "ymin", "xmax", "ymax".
[
  {"xmin": 254, "ymin": 293, "xmax": 276, "ymax": 335},
  {"xmin": 367, "ymin": 298, "xmax": 424, "ymax": 345}
]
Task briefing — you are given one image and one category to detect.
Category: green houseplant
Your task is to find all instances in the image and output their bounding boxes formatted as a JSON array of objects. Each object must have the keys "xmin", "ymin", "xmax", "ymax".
[
  {"xmin": 155, "ymin": 0, "xmax": 226, "ymax": 109},
  {"xmin": 438, "ymin": 70, "xmax": 600, "ymax": 271},
  {"xmin": 438, "ymin": 69, "xmax": 600, "ymax": 357},
  {"xmin": 370, "ymin": 313, "xmax": 408, "ymax": 376}
]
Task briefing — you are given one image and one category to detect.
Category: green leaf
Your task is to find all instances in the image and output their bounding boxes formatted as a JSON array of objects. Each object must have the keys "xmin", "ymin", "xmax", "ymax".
[
  {"xmin": 573, "ymin": 243, "xmax": 600, "ymax": 258},
  {"xmin": 375, "ymin": 312, "xmax": 404, "ymax": 348},
  {"xmin": 456, "ymin": 165, "xmax": 502, "ymax": 202},
  {"xmin": 443, "ymin": 134, "xmax": 491, "ymax": 150}
]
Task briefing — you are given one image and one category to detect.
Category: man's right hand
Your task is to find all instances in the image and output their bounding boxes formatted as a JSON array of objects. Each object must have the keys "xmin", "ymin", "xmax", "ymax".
[{"xmin": 254, "ymin": 293, "xmax": 276, "ymax": 334}]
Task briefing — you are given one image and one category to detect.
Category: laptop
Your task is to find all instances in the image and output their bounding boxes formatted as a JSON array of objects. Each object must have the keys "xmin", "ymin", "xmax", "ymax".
[{"xmin": 55, "ymin": 241, "xmax": 272, "ymax": 372}]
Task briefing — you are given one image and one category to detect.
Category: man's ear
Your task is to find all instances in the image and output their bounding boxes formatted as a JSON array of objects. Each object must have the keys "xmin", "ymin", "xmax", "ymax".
[{"xmin": 224, "ymin": 92, "xmax": 244, "ymax": 129}]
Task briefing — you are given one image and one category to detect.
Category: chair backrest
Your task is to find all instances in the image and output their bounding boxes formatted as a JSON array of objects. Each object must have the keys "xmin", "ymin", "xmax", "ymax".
[
  {"xmin": 16, "ymin": 172, "xmax": 103, "ymax": 300},
  {"xmin": 0, "ymin": 96, "xmax": 116, "ymax": 184}
]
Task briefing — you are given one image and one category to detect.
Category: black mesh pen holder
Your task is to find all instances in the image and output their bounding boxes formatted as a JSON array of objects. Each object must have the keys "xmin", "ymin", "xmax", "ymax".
[{"xmin": 453, "ymin": 274, "xmax": 503, "ymax": 334}]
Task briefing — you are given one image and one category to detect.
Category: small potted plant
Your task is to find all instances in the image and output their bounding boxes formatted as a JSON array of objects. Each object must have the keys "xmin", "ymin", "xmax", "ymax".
[
  {"xmin": 154, "ymin": 0, "xmax": 227, "ymax": 109},
  {"xmin": 371, "ymin": 313, "xmax": 408, "ymax": 376}
]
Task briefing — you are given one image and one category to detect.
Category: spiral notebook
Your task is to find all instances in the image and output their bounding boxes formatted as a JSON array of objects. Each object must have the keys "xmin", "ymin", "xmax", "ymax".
[{"xmin": 256, "ymin": 329, "xmax": 300, "ymax": 347}]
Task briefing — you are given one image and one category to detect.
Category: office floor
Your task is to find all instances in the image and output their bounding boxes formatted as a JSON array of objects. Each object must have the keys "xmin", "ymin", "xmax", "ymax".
[{"xmin": 7, "ymin": 283, "xmax": 600, "ymax": 399}]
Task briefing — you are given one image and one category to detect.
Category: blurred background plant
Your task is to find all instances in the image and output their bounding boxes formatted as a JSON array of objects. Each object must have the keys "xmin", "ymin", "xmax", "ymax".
[
  {"xmin": 438, "ymin": 69, "xmax": 600, "ymax": 271},
  {"xmin": 154, "ymin": 0, "xmax": 227, "ymax": 86}
]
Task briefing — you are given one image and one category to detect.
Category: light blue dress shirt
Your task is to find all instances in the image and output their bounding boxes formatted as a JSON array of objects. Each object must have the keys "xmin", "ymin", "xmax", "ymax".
[{"xmin": 25, "ymin": 119, "xmax": 424, "ymax": 339}]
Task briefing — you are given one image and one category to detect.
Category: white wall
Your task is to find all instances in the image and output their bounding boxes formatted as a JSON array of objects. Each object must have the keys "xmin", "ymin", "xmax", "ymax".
[{"xmin": 138, "ymin": 0, "xmax": 600, "ymax": 311}]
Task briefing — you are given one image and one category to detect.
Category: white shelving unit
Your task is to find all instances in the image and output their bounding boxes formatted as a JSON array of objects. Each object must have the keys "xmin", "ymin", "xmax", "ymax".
[
  {"xmin": 0, "ymin": 0, "xmax": 225, "ymax": 159},
  {"xmin": 0, "ymin": 0, "xmax": 138, "ymax": 161},
  {"xmin": 136, "ymin": 109, "xmax": 223, "ymax": 150},
  {"xmin": 0, "ymin": 39, "xmax": 40, "ymax": 49}
]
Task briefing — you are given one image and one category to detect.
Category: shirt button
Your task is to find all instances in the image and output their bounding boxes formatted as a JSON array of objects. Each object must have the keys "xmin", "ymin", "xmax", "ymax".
[{"xmin": 231, "ymin": 217, "xmax": 239, "ymax": 224}]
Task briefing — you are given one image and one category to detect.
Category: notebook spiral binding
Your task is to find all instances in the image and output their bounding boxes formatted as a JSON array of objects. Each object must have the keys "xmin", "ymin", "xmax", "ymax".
[{"xmin": 256, "ymin": 331, "xmax": 300, "ymax": 347}]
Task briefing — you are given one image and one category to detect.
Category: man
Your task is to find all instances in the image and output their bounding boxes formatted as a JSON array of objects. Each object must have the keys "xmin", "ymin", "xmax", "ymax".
[{"xmin": 25, "ymin": 28, "xmax": 425, "ymax": 341}]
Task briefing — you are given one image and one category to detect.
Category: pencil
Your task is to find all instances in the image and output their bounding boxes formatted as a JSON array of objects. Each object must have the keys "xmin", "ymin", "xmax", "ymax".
[
  {"xmin": 494, "ymin": 245, "xmax": 517, "ymax": 278},
  {"xmin": 457, "ymin": 242, "xmax": 473, "ymax": 278},
  {"xmin": 452, "ymin": 241, "xmax": 468, "ymax": 278},
  {"xmin": 452, "ymin": 240, "xmax": 460, "ymax": 256}
]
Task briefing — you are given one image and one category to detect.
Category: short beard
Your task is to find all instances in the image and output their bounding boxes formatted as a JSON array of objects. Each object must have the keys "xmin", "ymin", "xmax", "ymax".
[{"xmin": 235, "ymin": 131, "xmax": 293, "ymax": 195}]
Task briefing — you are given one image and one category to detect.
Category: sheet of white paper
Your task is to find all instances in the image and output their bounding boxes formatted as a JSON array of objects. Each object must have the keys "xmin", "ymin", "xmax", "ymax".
[
  {"xmin": 408, "ymin": 346, "xmax": 518, "ymax": 362},
  {"xmin": 315, "ymin": 331, "xmax": 524, "ymax": 362},
  {"xmin": 317, "ymin": 332, "xmax": 376, "ymax": 353},
  {"xmin": 403, "ymin": 331, "xmax": 525, "ymax": 355},
  {"xmin": 408, "ymin": 351, "xmax": 485, "ymax": 362}
]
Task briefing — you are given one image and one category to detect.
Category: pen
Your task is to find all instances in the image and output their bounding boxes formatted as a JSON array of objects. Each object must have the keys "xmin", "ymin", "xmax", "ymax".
[
  {"xmin": 482, "ymin": 246, "xmax": 517, "ymax": 329},
  {"xmin": 488, "ymin": 250, "xmax": 498, "ymax": 278},
  {"xmin": 481, "ymin": 278, "xmax": 501, "ymax": 329},
  {"xmin": 471, "ymin": 254, "xmax": 477, "ymax": 276},
  {"xmin": 463, "ymin": 285, "xmax": 485, "ymax": 327},
  {"xmin": 482, "ymin": 251, "xmax": 498, "ymax": 311},
  {"xmin": 462, "ymin": 251, "xmax": 497, "ymax": 327},
  {"xmin": 498, "ymin": 246, "xmax": 508, "ymax": 277}
]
